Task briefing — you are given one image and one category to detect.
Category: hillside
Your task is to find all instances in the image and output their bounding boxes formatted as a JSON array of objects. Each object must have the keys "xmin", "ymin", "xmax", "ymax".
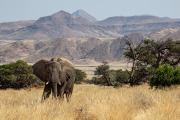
[
  {"xmin": 0, "ymin": 20, "xmax": 35, "ymax": 36},
  {"xmin": 148, "ymin": 27, "xmax": 180, "ymax": 41},
  {"xmin": 0, "ymin": 29, "xmax": 180, "ymax": 64},
  {"xmin": 0, "ymin": 33, "xmax": 147, "ymax": 63}
]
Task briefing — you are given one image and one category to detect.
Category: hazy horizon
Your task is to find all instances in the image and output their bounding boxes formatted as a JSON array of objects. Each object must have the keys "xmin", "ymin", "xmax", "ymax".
[{"xmin": 0, "ymin": 0, "xmax": 180, "ymax": 23}]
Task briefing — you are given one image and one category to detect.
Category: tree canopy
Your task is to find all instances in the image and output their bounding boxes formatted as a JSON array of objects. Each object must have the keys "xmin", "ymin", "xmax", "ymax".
[
  {"xmin": 124, "ymin": 38, "xmax": 180, "ymax": 86},
  {"xmin": 0, "ymin": 60, "xmax": 37, "ymax": 89}
]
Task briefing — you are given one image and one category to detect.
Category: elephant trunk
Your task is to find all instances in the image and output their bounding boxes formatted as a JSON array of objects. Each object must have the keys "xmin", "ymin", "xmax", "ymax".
[{"xmin": 52, "ymin": 82, "xmax": 57, "ymax": 99}]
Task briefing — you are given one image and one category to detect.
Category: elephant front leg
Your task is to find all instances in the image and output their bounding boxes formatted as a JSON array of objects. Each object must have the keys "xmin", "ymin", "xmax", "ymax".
[
  {"xmin": 57, "ymin": 82, "xmax": 67, "ymax": 100},
  {"xmin": 41, "ymin": 83, "xmax": 51, "ymax": 102}
]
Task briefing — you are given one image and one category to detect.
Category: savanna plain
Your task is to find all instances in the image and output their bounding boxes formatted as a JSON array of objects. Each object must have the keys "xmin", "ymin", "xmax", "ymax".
[{"xmin": 1, "ymin": 84, "xmax": 180, "ymax": 120}]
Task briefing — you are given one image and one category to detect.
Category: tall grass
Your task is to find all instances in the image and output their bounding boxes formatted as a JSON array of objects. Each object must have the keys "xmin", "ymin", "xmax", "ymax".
[{"xmin": 0, "ymin": 84, "xmax": 180, "ymax": 120}]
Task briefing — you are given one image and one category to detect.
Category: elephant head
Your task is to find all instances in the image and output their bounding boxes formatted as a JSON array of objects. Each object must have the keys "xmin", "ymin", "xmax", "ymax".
[{"xmin": 33, "ymin": 59, "xmax": 63, "ymax": 100}]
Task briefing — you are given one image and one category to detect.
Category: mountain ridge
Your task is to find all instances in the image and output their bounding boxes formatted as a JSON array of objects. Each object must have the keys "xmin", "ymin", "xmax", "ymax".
[{"xmin": 0, "ymin": 10, "xmax": 180, "ymax": 40}]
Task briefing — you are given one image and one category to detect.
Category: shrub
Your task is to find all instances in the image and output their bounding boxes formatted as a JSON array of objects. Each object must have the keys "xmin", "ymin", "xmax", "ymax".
[
  {"xmin": 95, "ymin": 62, "xmax": 109, "ymax": 75},
  {"xmin": 113, "ymin": 82, "xmax": 122, "ymax": 88},
  {"xmin": 0, "ymin": 60, "xmax": 37, "ymax": 89},
  {"xmin": 75, "ymin": 69, "xmax": 87, "ymax": 83},
  {"xmin": 173, "ymin": 66, "xmax": 180, "ymax": 84},
  {"xmin": 116, "ymin": 69, "xmax": 129, "ymax": 83},
  {"xmin": 90, "ymin": 76, "xmax": 106, "ymax": 85},
  {"xmin": 150, "ymin": 64, "xmax": 180, "ymax": 88},
  {"xmin": 90, "ymin": 62, "xmax": 129, "ymax": 86}
]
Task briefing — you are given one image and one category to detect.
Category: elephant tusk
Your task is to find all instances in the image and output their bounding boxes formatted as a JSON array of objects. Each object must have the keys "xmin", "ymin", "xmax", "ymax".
[
  {"xmin": 58, "ymin": 82, "xmax": 61, "ymax": 85},
  {"xmin": 46, "ymin": 81, "xmax": 49, "ymax": 85}
]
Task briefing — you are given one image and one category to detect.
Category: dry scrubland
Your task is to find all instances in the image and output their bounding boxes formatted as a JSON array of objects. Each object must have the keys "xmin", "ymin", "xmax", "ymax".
[
  {"xmin": 75, "ymin": 61, "xmax": 132, "ymax": 79},
  {"xmin": 0, "ymin": 84, "xmax": 180, "ymax": 120}
]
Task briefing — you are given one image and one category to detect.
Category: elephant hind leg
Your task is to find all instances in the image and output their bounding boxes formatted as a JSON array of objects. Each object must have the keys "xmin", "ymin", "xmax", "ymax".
[{"xmin": 41, "ymin": 83, "xmax": 51, "ymax": 102}]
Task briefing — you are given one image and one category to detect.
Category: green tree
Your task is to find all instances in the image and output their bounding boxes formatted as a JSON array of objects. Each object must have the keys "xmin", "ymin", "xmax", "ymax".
[
  {"xmin": 150, "ymin": 64, "xmax": 180, "ymax": 88},
  {"xmin": 91, "ymin": 63, "xmax": 129, "ymax": 87},
  {"xmin": 116, "ymin": 69, "xmax": 129, "ymax": 83},
  {"xmin": 0, "ymin": 60, "xmax": 37, "ymax": 89},
  {"xmin": 124, "ymin": 38, "xmax": 180, "ymax": 86},
  {"xmin": 95, "ymin": 62, "xmax": 110, "ymax": 75},
  {"xmin": 75, "ymin": 69, "xmax": 87, "ymax": 83}
]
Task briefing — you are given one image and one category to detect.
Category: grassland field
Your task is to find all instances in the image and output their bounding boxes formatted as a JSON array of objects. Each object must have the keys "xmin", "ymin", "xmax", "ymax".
[
  {"xmin": 1, "ymin": 84, "xmax": 180, "ymax": 120},
  {"xmin": 1, "ymin": 62, "xmax": 180, "ymax": 120}
]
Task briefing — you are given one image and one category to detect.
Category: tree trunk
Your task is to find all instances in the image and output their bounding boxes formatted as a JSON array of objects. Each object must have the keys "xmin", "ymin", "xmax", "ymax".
[{"xmin": 130, "ymin": 54, "xmax": 139, "ymax": 86}]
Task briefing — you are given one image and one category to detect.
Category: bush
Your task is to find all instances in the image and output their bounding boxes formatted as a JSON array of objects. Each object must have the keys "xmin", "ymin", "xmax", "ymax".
[
  {"xmin": 90, "ymin": 62, "xmax": 130, "ymax": 86},
  {"xmin": 95, "ymin": 62, "xmax": 109, "ymax": 75},
  {"xmin": 173, "ymin": 66, "xmax": 180, "ymax": 84},
  {"xmin": 113, "ymin": 82, "xmax": 122, "ymax": 88},
  {"xmin": 0, "ymin": 60, "xmax": 37, "ymax": 89},
  {"xmin": 116, "ymin": 69, "xmax": 129, "ymax": 83},
  {"xmin": 75, "ymin": 69, "xmax": 87, "ymax": 83},
  {"xmin": 150, "ymin": 64, "xmax": 180, "ymax": 88}
]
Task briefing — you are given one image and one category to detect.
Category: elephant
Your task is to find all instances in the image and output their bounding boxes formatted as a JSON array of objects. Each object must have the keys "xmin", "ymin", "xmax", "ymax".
[
  {"xmin": 51, "ymin": 57, "xmax": 76, "ymax": 101},
  {"xmin": 32, "ymin": 57, "xmax": 76, "ymax": 102}
]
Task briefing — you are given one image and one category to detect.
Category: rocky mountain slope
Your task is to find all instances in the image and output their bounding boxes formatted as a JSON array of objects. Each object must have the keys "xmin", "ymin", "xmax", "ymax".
[
  {"xmin": 0, "ymin": 33, "xmax": 147, "ymax": 63},
  {"xmin": 0, "ymin": 29, "xmax": 180, "ymax": 64},
  {"xmin": 0, "ymin": 20, "xmax": 35, "ymax": 36},
  {"xmin": 148, "ymin": 27, "xmax": 180, "ymax": 41},
  {"xmin": 72, "ymin": 9, "xmax": 97, "ymax": 22}
]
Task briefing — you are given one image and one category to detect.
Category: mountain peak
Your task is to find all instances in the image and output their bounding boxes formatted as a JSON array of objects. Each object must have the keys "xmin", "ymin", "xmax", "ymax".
[
  {"xmin": 72, "ymin": 9, "xmax": 97, "ymax": 22},
  {"xmin": 52, "ymin": 10, "xmax": 71, "ymax": 17}
]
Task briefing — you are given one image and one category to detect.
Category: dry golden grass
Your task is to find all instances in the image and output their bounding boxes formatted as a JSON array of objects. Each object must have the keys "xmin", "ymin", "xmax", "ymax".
[{"xmin": 0, "ymin": 84, "xmax": 180, "ymax": 120}]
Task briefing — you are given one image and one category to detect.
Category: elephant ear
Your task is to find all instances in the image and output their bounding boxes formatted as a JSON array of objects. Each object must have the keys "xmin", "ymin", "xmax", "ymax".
[{"xmin": 32, "ymin": 59, "xmax": 49, "ymax": 82}]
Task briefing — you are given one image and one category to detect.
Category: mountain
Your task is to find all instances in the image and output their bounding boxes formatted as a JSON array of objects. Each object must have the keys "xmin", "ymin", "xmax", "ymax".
[
  {"xmin": 1, "ymin": 10, "xmax": 180, "ymax": 40},
  {"xmin": 72, "ymin": 9, "xmax": 97, "ymax": 22},
  {"xmin": 84, "ymin": 33, "xmax": 147, "ymax": 61},
  {"xmin": 0, "ymin": 11, "xmax": 119, "ymax": 40},
  {"xmin": 0, "ymin": 33, "xmax": 147, "ymax": 63},
  {"xmin": 101, "ymin": 21, "xmax": 180, "ymax": 35},
  {"xmin": 0, "ymin": 40, "xmax": 35, "ymax": 63},
  {"xmin": 148, "ymin": 27, "xmax": 180, "ymax": 41},
  {"xmin": 1, "ymin": 29, "xmax": 180, "ymax": 64},
  {"xmin": 0, "ymin": 20, "xmax": 35, "ymax": 36},
  {"xmin": 96, "ymin": 15, "xmax": 180, "ymax": 35},
  {"xmin": 97, "ymin": 15, "xmax": 175, "ymax": 26}
]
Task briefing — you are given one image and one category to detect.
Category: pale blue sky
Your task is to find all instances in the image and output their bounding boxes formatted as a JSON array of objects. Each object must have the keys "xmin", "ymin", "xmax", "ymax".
[{"xmin": 0, "ymin": 0, "xmax": 180, "ymax": 23}]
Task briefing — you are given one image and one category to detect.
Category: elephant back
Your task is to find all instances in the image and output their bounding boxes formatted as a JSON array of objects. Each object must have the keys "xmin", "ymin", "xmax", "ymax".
[
  {"xmin": 32, "ymin": 59, "xmax": 49, "ymax": 82},
  {"xmin": 51, "ymin": 57, "xmax": 74, "ymax": 69}
]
